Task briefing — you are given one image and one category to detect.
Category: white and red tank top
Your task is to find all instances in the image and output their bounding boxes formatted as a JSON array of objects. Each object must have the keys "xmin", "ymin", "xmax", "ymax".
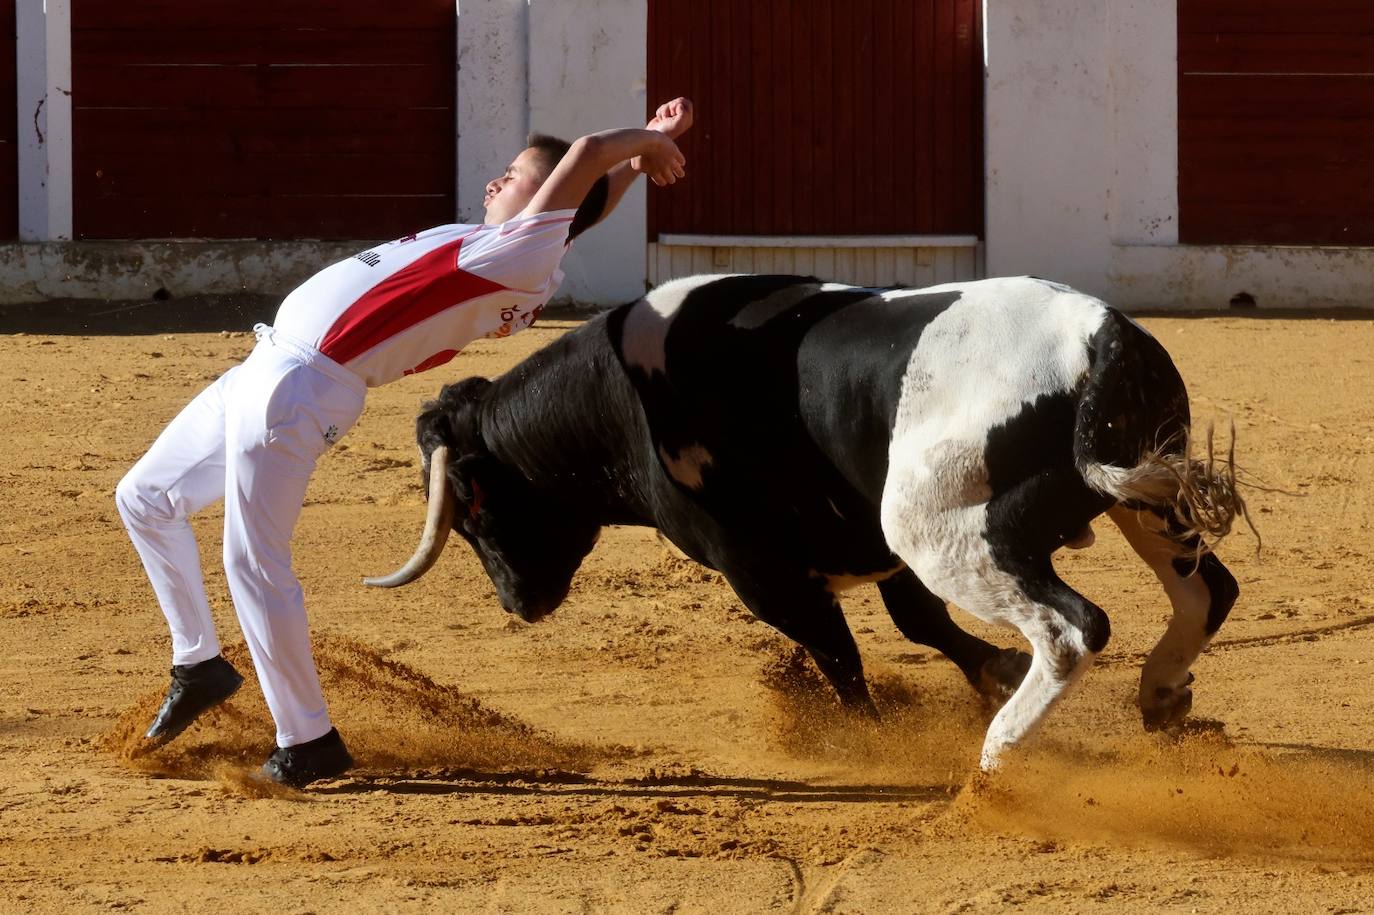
[{"xmin": 273, "ymin": 209, "xmax": 576, "ymax": 387}]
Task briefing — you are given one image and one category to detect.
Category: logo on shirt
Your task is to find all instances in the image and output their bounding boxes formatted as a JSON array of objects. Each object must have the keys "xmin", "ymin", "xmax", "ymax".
[
  {"xmin": 485, "ymin": 304, "xmax": 543, "ymax": 341},
  {"xmin": 353, "ymin": 251, "xmax": 382, "ymax": 267},
  {"xmin": 323, "ymin": 424, "xmax": 340, "ymax": 445}
]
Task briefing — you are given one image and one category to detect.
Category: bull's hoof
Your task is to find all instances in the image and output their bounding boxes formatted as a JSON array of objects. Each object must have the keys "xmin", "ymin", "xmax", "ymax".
[
  {"xmin": 964, "ymin": 766, "xmax": 1001, "ymax": 794},
  {"xmin": 1141, "ymin": 675, "xmax": 1195, "ymax": 732},
  {"xmin": 975, "ymin": 648, "xmax": 1032, "ymax": 706},
  {"xmin": 846, "ymin": 699, "xmax": 882, "ymax": 722},
  {"xmin": 834, "ymin": 686, "xmax": 881, "ymax": 721},
  {"xmin": 1063, "ymin": 524, "xmax": 1096, "ymax": 550}
]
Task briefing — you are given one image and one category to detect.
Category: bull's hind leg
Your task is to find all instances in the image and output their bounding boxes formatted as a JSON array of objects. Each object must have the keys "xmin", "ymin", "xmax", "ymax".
[
  {"xmin": 919, "ymin": 550, "xmax": 1109, "ymax": 770},
  {"xmin": 1107, "ymin": 505, "xmax": 1239, "ymax": 731},
  {"xmin": 720, "ymin": 565, "xmax": 877, "ymax": 716},
  {"xmin": 883, "ymin": 461, "xmax": 1112, "ymax": 770},
  {"xmin": 877, "ymin": 569, "xmax": 1031, "ymax": 703}
]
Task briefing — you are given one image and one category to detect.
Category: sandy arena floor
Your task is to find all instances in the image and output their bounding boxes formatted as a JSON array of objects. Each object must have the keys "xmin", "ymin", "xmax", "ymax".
[{"xmin": 1, "ymin": 304, "xmax": 1373, "ymax": 912}]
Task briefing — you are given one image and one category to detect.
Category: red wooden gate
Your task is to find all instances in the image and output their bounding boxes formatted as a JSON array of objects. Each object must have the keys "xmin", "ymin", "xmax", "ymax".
[
  {"xmin": 71, "ymin": 0, "xmax": 455, "ymax": 240},
  {"xmin": 647, "ymin": 0, "xmax": 983, "ymax": 240},
  {"xmin": 1180, "ymin": 1, "xmax": 1374, "ymax": 245},
  {"xmin": 1, "ymin": 0, "xmax": 17, "ymax": 239}
]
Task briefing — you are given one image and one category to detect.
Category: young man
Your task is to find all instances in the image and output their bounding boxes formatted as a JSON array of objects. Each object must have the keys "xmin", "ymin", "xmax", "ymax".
[{"xmin": 115, "ymin": 98, "xmax": 694, "ymax": 788}]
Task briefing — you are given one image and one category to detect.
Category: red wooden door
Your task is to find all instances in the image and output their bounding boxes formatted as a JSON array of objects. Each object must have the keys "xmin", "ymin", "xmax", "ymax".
[
  {"xmin": 647, "ymin": 0, "xmax": 983, "ymax": 239},
  {"xmin": 1180, "ymin": 1, "xmax": 1374, "ymax": 245},
  {"xmin": 71, "ymin": 0, "xmax": 455, "ymax": 240},
  {"xmin": 0, "ymin": 0, "xmax": 17, "ymax": 239}
]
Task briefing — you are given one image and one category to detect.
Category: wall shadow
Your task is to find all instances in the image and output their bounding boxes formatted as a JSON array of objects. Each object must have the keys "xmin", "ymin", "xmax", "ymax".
[{"xmin": 0, "ymin": 294, "xmax": 281, "ymax": 335}]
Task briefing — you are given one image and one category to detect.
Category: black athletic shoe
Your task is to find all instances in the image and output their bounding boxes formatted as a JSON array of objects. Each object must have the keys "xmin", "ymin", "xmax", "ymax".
[
  {"xmin": 261, "ymin": 728, "xmax": 354, "ymax": 788},
  {"xmin": 144, "ymin": 655, "xmax": 244, "ymax": 744}
]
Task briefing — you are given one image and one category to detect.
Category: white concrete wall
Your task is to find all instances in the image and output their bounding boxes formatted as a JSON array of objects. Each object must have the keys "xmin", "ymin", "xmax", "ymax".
[
  {"xmin": 455, "ymin": 0, "xmax": 528, "ymax": 225},
  {"xmin": 527, "ymin": 0, "xmax": 647, "ymax": 305},
  {"xmin": 985, "ymin": 0, "xmax": 1112, "ymax": 298},
  {"xmin": 1108, "ymin": 0, "xmax": 1177, "ymax": 247},
  {"xmin": 15, "ymin": 0, "xmax": 72, "ymax": 241},
  {"xmin": 456, "ymin": 0, "xmax": 648, "ymax": 307},
  {"xmin": 985, "ymin": 0, "xmax": 1374, "ymax": 309}
]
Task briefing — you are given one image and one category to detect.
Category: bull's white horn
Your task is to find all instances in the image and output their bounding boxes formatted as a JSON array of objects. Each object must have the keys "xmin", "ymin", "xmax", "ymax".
[{"xmin": 363, "ymin": 445, "xmax": 455, "ymax": 588}]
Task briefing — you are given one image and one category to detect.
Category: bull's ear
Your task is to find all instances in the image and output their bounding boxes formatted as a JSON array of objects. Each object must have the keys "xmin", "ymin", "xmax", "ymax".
[
  {"xmin": 447, "ymin": 454, "xmax": 480, "ymax": 501},
  {"xmin": 449, "ymin": 454, "xmax": 491, "ymax": 531}
]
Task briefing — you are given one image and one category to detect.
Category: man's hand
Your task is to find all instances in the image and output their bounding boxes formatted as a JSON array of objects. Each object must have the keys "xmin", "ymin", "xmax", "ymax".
[
  {"xmin": 646, "ymin": 97, "xmax": 694, "ymax": 139},
  {"xmin": 633, "ymin": 97, "xmax": 693, "ymax": 178},
  {"xmin": 633, "ymin": 132, "xmax": 686, "ymax": 187}
]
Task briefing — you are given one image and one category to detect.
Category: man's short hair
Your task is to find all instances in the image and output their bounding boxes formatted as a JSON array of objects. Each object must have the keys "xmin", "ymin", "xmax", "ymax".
[{"xmin": 526, "ymin": 132, "xmax": 610, "ymax": 241}]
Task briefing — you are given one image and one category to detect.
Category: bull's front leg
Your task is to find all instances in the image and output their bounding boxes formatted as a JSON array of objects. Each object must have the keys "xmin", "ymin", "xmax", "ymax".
[
  {"xmin": 720, "ymin": 562, "xmax": 878, "ymax": 717},
  {"xmin": 1107, "ymin": 505, "xmax": 1240, "ymax": 730}
]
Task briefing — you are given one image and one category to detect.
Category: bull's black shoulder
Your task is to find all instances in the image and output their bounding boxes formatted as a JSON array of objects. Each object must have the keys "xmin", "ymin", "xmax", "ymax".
[{"xmin": 610, "ymin": 277, "xmax": 963, "ymax": 577}]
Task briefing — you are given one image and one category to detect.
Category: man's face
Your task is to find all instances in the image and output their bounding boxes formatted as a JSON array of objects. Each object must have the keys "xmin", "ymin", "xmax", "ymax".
[{"xmin": 483, "ymin": 147, "xmax": 547, "ymax": 225}]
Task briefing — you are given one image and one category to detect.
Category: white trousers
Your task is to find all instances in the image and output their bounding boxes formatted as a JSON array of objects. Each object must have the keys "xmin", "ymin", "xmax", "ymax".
[{"xmin": 116, "ymin": 325, "xmax": 366, "ymax": 747}]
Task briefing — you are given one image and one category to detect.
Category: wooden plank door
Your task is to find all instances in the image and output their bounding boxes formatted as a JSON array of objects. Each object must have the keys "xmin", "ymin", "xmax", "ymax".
[
  {"xmin": 71, "ymin": 0, "xmax": 456, "ymax": 240},
  {"xmin": 647, "ymin": 0, "xmax": 984, "ymax": 240},
  {"xmin": 1180, "ymin": 0, "xmax": 1374, "ymax": 245}
]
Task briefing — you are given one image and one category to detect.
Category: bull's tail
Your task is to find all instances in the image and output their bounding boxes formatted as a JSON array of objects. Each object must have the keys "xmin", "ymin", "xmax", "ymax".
[
  {"xmin": 1080, "ymin": 426, "xmax": 1251, "ymax": 549},
  {"xmin": 1073, "ymin": 309, "xmax": 1252, "ymax": 551}
]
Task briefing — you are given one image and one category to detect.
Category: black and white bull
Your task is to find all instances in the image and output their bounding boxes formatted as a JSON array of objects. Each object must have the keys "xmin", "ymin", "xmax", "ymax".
[{"xmin": 367, "ymin": 275, "xmax": 1244, "ymax": 770}]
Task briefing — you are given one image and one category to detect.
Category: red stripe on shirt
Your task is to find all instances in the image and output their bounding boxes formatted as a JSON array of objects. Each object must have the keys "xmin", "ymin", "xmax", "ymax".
[{"xmin": 317, "ymin": 236, "xmax": 508, "ymax": 366}]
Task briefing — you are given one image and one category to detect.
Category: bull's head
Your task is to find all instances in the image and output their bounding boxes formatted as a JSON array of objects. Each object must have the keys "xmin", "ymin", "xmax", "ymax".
[{"xmin": 363, "ymin": 377, "xmax": 600, "ymax": 622}]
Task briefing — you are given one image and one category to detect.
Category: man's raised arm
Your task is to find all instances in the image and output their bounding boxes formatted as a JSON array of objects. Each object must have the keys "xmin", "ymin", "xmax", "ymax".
[{"xmin": 520, "ymin": 123, "xmax": 685, "ymax": 220}]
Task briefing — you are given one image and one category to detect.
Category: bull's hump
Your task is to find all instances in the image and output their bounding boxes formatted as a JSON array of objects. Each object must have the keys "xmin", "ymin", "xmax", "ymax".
[
  {"xmin": 621, "ymin": 274, "xmax": 827, "ymax": 378},
  {"xmin": 619, "ymin": 274, "xmax": 730, "ymax": 376}
]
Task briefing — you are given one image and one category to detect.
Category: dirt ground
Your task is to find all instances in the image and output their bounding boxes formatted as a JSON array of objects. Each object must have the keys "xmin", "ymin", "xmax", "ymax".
[{"xmin": 2, "ymin": 301, "xmax": 1373, "ymax": 913}]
